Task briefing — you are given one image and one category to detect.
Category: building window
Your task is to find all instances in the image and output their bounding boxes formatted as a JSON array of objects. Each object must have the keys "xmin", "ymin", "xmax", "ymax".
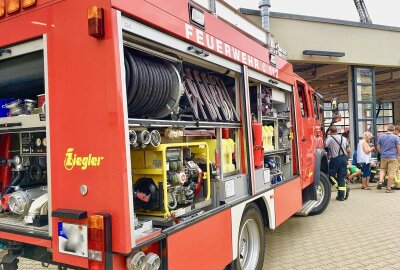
[
  {"xmin": 377, "ymin": 102, "xmax": 394, "ymax": 135},
  {"xmin": 324, "ymin": 103, "xmax": 350, "ymax": 134}
]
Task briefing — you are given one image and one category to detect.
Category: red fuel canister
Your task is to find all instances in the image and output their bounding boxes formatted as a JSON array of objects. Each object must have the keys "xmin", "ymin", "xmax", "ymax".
[
  {"xmin": 0, "ymin": 134, "xmax": 11, "ymax": 193},
  {"xmin": 253, "ymin": 123, "xmax": 264, "ymax": 168}
]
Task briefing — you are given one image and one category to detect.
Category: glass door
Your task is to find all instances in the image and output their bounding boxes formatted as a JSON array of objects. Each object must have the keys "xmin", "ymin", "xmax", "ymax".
[{"xmin": 352, "ymin": 67, "xmax": 376, "ymax": 143}]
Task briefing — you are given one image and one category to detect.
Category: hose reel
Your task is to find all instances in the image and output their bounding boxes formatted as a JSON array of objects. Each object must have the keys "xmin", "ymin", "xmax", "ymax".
[{"xmin": 124, "ymin": 48, "xmax": 184, "ymax": 118}]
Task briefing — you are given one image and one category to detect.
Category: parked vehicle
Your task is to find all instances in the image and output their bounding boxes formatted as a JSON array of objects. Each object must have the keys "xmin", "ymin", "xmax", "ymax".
[{"xmin": 0, "ymin": 1, "xmax": 330, "ymax": 269}]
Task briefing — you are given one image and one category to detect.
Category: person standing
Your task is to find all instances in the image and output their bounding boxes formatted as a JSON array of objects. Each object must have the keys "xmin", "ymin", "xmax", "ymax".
[
  {"xmin": 377, "ymin": 124, "xmax": 400, "ymax": 193},
  {"xmin": 357, "ymin": 131, "xmax": 375, "ymax": 190},
  {"xmin": 394, "ymin": 125, "xmax": 400, "ymax": 189},
  {"xmin": 325, "ymin": 126, "xmax": 351, "ymax": 201}
]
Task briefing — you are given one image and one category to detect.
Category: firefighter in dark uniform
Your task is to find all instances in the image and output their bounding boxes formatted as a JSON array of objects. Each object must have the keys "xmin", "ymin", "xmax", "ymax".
[{"xmin": 325, "ymin": 126, "xmax": 351, "ymax": 201}]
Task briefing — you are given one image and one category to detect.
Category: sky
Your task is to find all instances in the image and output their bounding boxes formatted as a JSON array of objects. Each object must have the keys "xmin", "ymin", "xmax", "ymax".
[{"xmin": 226, "ymin": 0, "xmax": 400, "ymax": 27}]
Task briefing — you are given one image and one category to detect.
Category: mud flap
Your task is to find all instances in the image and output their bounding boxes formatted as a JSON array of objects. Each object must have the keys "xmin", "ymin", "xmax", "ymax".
[{"xmin": 1, "ymin": 245, "xmax": 23, "ymax": 270}]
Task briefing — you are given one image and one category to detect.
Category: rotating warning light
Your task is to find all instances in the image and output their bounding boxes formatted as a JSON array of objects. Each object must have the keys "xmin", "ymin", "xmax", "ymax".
[
  {"xmin": 189, "ymin": 4, "xmax": 205, "ymax": 29},
  {"xmin": 88, "ymin": 6, "xmax": 104, "ymax": 38},
  {"xmin": 22, "ymin": 0, "xmax": 36, "ymax": 8},
  {"xmin": 7, "ymin": 0, "xmax": 20, "ymax": 14}
]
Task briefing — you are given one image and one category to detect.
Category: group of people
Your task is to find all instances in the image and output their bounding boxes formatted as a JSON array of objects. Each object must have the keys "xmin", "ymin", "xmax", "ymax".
[{"xmin": 325, "ymin": 124, "xmax": 400, "ymax": 201}]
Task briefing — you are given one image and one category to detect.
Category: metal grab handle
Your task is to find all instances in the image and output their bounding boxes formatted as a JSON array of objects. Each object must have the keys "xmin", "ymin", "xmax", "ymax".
[
  {"xmin": 0, "ymin": 49, "xmax": 11, "ymax": 56},
  {"xmin": 2, "ymin": 99, "xmax": 21, "ymax": 108}
]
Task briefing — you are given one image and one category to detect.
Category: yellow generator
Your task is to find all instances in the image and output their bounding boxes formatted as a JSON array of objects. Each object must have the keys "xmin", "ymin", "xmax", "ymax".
[{"xmin": 131, "ymin": 142, "xmax": 210, "ymax": 219}]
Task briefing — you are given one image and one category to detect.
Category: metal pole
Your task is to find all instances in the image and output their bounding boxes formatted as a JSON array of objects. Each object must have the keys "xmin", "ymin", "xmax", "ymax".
[
  {"xmin": 259, "ymin": 0, "xmax": 271, "ymax": 32},
  {"xmin": 209, "ymin": 0, "xmax": 216, "ymax": 15}
]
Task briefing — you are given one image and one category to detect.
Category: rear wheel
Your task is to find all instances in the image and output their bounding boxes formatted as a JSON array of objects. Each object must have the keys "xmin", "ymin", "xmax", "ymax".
[
  {"xmin": 309, "ymin": 172, "xmax": 331, "ymax": 216},
  {"xmin": 231, "ymin": 203, "xmax": 265, "ymax": 270}
]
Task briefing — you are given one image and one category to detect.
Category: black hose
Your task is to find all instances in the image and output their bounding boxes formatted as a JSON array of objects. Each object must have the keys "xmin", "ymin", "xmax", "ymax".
[
  {"xmin": 152, "ymin": 63, "xmax": 167, "ymax": 113},
  {"xmin": 143, "ymin": 61, "xmax": 162, "ymax": 114},
  {"xmin": 124, "ymin": 49, "xmax": 181, "ymax": 118},
  {"xmin": 124, "ymin": 57, "xmax": 131, "ymax": 97},
  {"xmin": 127, "ymin": 53, "xmax": 143, "ymax": 113},
  {"xmin": 2, "ymin": 171, "xmax": 23, "ymax": 196},
  {"xmin": 124, "ymin": 49, "xmax": 137, "ymax": 106},
  {"xmin": 136, "ymin": 59, "xmax": 155, "ymax": 114}
]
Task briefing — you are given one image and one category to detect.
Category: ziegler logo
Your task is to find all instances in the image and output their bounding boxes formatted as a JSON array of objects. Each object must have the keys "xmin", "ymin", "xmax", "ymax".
[{"xmin": 64, "ymin": 148, "xmax": 104, "ymax": 171}]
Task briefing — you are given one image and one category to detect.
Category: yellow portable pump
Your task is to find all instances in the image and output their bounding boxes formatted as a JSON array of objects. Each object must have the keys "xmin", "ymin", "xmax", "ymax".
[{"xmin": 131, "ymin": 142, "xmax": 210, "ymax": 219}]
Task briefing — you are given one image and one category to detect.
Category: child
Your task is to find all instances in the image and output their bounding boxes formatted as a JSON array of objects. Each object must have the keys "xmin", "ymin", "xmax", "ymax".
[{"xmin": 347, "ymin": 161, "xmax": 361, "ymax": 183}]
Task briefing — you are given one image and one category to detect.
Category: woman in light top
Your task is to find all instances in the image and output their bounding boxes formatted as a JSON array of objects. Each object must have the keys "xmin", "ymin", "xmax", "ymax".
[{"xmin": 357, "ymin": 131, "xmax": 375, "ymax": 190}]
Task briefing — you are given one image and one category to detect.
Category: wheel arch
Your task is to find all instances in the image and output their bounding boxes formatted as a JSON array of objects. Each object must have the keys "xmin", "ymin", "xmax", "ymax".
[
  {"xmin": 254, "ymin": 197, "xmax": 270, "ymax": 229},
  {"xmin": 230, "ymin": 190, "xmax": 274, "ymax": 261}
]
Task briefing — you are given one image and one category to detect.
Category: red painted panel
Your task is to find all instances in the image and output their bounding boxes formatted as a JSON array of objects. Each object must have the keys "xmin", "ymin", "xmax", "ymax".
[
  {"xmin": 0, "ymin": 1, "xmax": 133, "ymax": 267},
  {"xmin": 0, "ymin": 232, "xmax": 51, "ymax": 248},
  {"xmin": 111, "ymin": 0, "xmax": 294, "ymax": 85},
  {"xmin": 168, "ymin": 210, "xmax": 233, "ymax": 270},
  {"xmin": 0, "ymin": 135, "xmax": 12, "ymax": 193},
  {"xmin": 113, "ymin": 254, "xmax": 127, "ymax": 269},
  {"xmin": 294, "ymin": 76, "xmax": 320, "ymax": 189},
  {"xmin": 0, "ymin": 0, "xmax": 59, "ymax": 24},
  {"xmin": 274, "ymin": 178, "xmax": 302, "ymax": 227}
]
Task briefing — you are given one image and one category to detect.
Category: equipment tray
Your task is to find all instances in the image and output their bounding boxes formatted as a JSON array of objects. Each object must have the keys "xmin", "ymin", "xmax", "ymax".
[
  {"xmin": 0, "ymin": 114, "xmax": 46, "ymax": 134},
  {"xmin": 0, "ymin": 212, "xmax": 49, "ymax": 238}
]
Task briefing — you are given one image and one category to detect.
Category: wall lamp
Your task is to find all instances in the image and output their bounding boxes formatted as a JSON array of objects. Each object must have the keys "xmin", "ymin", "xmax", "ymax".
[{"xmin": 303, "ymin": 50, "xmax": 345, "ymax": 57}]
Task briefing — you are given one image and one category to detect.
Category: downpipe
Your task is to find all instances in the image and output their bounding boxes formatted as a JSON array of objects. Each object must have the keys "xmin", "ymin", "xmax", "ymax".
[{"xmin": 259, "ymin": 0, "xmax": 271, "ymax": 32}]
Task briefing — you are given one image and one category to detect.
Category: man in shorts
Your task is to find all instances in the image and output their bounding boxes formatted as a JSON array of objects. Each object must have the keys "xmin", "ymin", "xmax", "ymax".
[
  {"xmin": 394, "ymin": 126, "xmax": 400, "ymax": 189},
  {"xmin": 377, "ymin": 124, "xmax": 400, "ymax": 193}
]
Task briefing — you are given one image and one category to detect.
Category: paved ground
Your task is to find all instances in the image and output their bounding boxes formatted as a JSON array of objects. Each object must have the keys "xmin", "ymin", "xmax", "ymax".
[
  {"xmin": 15, "ymin": 183, "xmax": 400, "ymax": 269},
  {"xmin": 263, "ymin": 183, "xmax": 400, "ymax": 270}
]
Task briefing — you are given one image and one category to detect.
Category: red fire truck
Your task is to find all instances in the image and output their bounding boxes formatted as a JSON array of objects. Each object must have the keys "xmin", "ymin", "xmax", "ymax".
[{"xmin": 0, "ymin": 0, "xmax": 331, "ymax": 269}]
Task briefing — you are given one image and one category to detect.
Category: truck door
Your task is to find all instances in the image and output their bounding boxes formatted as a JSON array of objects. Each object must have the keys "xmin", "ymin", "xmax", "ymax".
[
  {"xmin": 311, "ymin": 91, "xmax": 324, "ymax": 149},
  {"xmin": 295, "ymin": 81, "xmax": 314, "ymax": 188}
]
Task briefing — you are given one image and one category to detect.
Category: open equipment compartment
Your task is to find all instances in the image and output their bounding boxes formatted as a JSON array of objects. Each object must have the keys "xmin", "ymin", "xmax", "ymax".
[
  {"xmin": 249, "ymin": 76, "xmax": 295, "ymax": 192},
  {"xmin": 0, "ymin": 39, "xmax": 49, "ymax": 238},
  {"xmin": 122, "ymin": 31, "xmax": 245, "ymax": 243}
]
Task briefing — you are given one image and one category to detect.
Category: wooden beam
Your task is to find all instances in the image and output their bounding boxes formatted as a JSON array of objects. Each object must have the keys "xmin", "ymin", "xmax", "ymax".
[
  {"xmin": 316, "ymin": 65, "xmax": 347, "ymax": 77},
  {"xmin": 376, "ymin": 70, "xmax": 400, "ymax": 82}
]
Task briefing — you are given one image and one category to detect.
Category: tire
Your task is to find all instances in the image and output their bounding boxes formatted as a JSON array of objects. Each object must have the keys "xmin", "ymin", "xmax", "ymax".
[
  {"xmin": 230, "ymin": 203, "xmax": 265, "ymax": 270},
  {"xmin": 309, "ymin": 172, "xmax": 331, "ymax": 216}
]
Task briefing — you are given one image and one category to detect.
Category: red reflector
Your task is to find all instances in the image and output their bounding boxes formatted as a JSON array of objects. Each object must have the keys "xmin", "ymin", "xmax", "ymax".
[
  {"xmin": 89, "ymin": 228, "xmax": 103, "ymax": 242},
  {"xmin": 88, "ymin": 213, "xmax": 110, "ymax": 270},
  {"xmin": 0, "ymin": 0, "xmax": 5, "ymax": 18},
  {"xmin": 87, "ymin": 6, "xmax": 104, "ymax": 38},
  {"xmin": 7, "ymin": 0, "xmax": 20, "ymax": 14},
  {"xmin": 89, "ymin": 260, "xmax": 104, "ymax": 270},
  {"xmin": 22, "ymin": 0, "xmax": 36, "ymax": 8}
]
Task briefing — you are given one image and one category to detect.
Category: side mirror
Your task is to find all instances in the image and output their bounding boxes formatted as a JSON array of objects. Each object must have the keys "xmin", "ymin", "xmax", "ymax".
[
  {"xmin": 331, "ymin": 97, "xmax": 338, "ymax": 111},
  {"xmin": 331, "ymin": 97, "xmax": 340, "ymax": 123},
  {"xmin": 319, "ymin": 104, "xmax": 324, "ymax": 114}
]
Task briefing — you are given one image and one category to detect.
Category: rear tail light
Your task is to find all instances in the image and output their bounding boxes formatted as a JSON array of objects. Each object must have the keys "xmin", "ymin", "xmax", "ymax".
[
  {"xmin": 88, "ymin": 213, "xmax": 111, "ymax": 270},
  {"xmin": 22, "ymin": 0, "xmax": 36, "ymax": 8},
  {"xmin": 0, "ymin": 0, "xmax": 5, "ymax": 18},
  {"xmin": 6, "ymin": 0, "xmax": 20, "ymax": 14}
]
